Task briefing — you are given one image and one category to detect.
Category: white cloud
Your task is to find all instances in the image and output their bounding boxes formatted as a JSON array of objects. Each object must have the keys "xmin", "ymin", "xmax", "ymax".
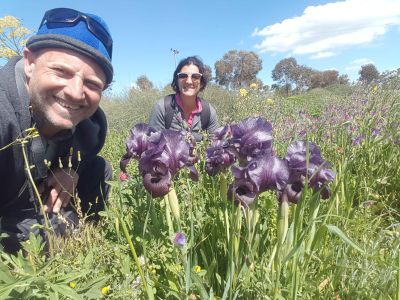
[
  {"xmin": 252, "ymin": 0, "xmax": 400, "ymax": 58},
  {"xmin": 345, "ymin": 58, "xmax": 375, "ymax": 71},
  {"xmin": 310, "ymin": 51, "xmax": 336, "ymax": 59}
]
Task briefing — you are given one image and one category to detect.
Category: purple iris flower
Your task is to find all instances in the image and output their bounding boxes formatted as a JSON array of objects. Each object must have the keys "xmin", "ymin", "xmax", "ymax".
[
  {"xmin": 205, "ymin": 140, "xmax": 236, "ymax": 176},
  {"xmin": 352, "ymin": 135, "xmax": 364, "ymax": 145},
  {"xmin": 211, "ymin": 125, "xmax": 232, "ymax": 141},
  {"xmin": 283, "ymin": 141, "xmax": 335, "ymax": 202},
  {"xmin": 205, "ymin": 125, "xmax": 236, "ymax": 176},
  {"xmin": 228, "ymin": 153, "xmax": 289, "ymax": 207},
  {"xmin": 173, "ymin": 232, "xmax": 186, "ymax": 248},
  {"xmin": 372, "ymin": 128, "xmax": 381, "ymax": 136},
  {"xmin": 120, "ymin": 123, "xmax": 157, "ymax": 172},
  {"xmin": 229, "ymin": 117, "xmax": 274, "ymax": 164},
  {"xmin": 139, "ymin": 129, "xmax": 199, "ymax": 197}
]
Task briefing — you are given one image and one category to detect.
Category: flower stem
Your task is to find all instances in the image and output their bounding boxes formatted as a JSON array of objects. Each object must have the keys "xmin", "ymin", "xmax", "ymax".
[
  {"xmin": 305, "ymin": 195, "xmax": 321, "ymax": 253},
  {"xmin": 20, "ymin": 140, "xmax": 54, "ymax": 254},
  {"xmin": 219, "ymin": 173, "xmax": 228, "ymax": 202},
  {"xmin": 397, "ymin": 248, "xmax": 400, "ymax": 300},
  {"xmin": 168, "ymin": 186, "xmax": 181, "ymax": 230},
  {"xmin": 120, "ymin": 217, "xmax": 154, "ymax": 300},
  {"xmin": 164, "ymin": 194, "xmax": 174, "ymax": 236},
  {"xmin": 274, "ymin": 195, "xmax": 289, "ymax": 299}
]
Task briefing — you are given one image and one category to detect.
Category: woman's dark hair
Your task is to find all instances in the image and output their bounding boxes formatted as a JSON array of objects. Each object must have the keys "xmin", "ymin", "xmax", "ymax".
[{"xmin": 171, "ymin": 56, "xmax": 208, "ymax": 92}]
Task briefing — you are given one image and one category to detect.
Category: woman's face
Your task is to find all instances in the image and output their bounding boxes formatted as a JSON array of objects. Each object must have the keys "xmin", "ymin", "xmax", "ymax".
[{"xmin": 177, "ymin": 64, "xmax": 202, "ymax": 98}]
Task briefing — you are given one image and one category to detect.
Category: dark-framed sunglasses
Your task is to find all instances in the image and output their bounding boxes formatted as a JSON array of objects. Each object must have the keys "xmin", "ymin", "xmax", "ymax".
[
  {"xmin": 39, "ymin": 8, "xmax": 113, "ymax": 58},
  {"xmin": 177, "ymin": 72, "xmax": 203, "ymax": 81}
]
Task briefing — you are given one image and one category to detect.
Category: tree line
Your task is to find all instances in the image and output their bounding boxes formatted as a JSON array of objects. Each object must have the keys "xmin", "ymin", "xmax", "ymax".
[{"xmin": 136, "ymin": 50, "xmax": 386, "ymax": 95}]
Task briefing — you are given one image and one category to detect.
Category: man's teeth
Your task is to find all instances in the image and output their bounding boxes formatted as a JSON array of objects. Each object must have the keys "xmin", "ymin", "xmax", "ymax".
[{"xmin": 56, "ymin": 98, "xmax": 79, "ymax": 110}]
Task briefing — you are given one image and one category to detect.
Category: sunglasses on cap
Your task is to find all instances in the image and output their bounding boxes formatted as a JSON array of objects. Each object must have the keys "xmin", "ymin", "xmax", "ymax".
[
  {"xmin": 177, "ymin": 72, "xmax": 203, "ymax": 81},
  {"xmin": 39, "ymin": 8, "xmax": 113, "ymax": 58}
]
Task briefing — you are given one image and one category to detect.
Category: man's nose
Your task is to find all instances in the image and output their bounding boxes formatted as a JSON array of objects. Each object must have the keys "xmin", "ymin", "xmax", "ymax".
[{"xmin": 65, "ymin": 76, "xmax": 84, "ymax": 100}]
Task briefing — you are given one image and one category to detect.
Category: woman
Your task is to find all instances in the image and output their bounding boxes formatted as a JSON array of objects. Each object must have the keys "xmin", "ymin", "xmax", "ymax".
[{"xmin": 148, "ymin": 56, "xmax": 218, "ymax": 141}]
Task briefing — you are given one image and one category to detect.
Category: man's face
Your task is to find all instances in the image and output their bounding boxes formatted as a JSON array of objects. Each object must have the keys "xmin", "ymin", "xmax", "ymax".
[{"xmin": 24, "ymin": 48, "xmax": 106, "ymax": 138}]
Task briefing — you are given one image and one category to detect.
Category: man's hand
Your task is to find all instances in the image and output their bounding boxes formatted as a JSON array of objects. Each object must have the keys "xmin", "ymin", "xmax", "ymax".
[{"xmin": 43, "ymin": 168, "xmax": 79, "ymax": 213}]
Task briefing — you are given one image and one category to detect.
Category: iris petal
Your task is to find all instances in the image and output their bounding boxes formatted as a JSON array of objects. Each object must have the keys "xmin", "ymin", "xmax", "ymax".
[
  {"xmin": 143, "ymin": 172, "xmax": 172, "ymax": 198},
  {"xmin": 120, "ymin": 123, "xmax": 156, "ymax": 172},
  {"xmin": 285, "ymin": 140, "xmax": 335, "ymax": 200},
  {"xmin": 229, "ymin": 154, "xmax": 289, "ymax": 206},
  {"xmin": 137, "ymin": 129, "xmax": 199, "ymax": 197}
]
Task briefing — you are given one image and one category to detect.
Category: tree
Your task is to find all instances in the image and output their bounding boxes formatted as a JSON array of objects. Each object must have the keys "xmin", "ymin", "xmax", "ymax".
[
  {"xmin": 338, "ymin": 74, "xmax": 349, "ymax": 85},
  {"xmin": 358, "ymin": 64, "xmax": 379, "ymax": 84},
  {"xmin": 215, "ymin": 50, "xmax": 262, "ymax": 89},
  {"xmin": 0, "ymin": 15, "xmax": 32, "ymax": 60},
  {"xmin": 292, "ymin": 65, "xmax": 314, "ymax": 92},
  {"xmin": 136, "ymin": 75, "xmax": 154, "ymax": 91},
  {"xmin": 203, "ymin": 64, "xmax": 212, "ymax": 83},
  {"xmin": 310, "ymin": 70, "xmax": 340, "ymax": 89},
  {"xmin": 271, "ymin": 57, "xmax": 299, "ymax": 96}
]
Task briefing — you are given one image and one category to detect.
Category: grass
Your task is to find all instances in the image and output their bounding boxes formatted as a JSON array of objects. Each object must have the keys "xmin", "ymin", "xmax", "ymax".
[{"xmin": 0, "ymin": 82, "xmax": 399, "ymax": 299}]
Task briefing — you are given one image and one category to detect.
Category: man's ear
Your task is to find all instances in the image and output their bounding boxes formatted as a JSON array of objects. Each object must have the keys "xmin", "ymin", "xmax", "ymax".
[{"xmin": 23, "ymin": 47, "xmax": 35, "ymax": 80}]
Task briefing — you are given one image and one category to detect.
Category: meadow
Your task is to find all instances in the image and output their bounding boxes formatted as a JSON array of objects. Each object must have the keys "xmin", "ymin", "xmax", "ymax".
[{"xmin": 0, "ymin": 80, "xmax": 399, "ymax": 300}]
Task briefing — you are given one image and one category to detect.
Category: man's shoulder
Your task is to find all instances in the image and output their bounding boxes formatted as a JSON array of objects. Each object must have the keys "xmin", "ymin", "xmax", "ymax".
[{"xmin": 0, "ymin": 56, "xmax": 21, "ymax": 105}]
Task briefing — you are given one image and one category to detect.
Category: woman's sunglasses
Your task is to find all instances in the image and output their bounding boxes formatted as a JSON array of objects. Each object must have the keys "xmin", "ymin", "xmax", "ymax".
[
  {"xmin": 177, "ymin": 72, "xmax": 203, "ymax": 81},
  {"xmin": 39, "ymin": 8, "xmax": 113, "ymax": 58}
]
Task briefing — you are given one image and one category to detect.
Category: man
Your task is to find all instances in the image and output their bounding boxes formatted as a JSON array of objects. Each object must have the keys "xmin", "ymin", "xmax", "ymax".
[{"xmin": 0, "ymin": 8, "xmax": 114, "ymax": 252}]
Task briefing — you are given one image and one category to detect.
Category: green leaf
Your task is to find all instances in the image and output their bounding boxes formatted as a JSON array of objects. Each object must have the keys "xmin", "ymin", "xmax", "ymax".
[
  {"xmin": 106, "ymin": 180, "xmax": 122, "ymax": 188},
  {"xmin": 191, "ymin": 271, "xmax": 209, "ymax": 299},
  {"xmin": 77, "ymin": 275, "xmax": 110, "ymax": 300},
  {"xmin": 310, "ymin": 224, "xmax": 328, "ymax": 252},
  {"xmin": 0, "ymin": 263, "xmax": 15, "ymax": 284},
  {"xmin": 50, "ymin": 283, "xmax": 83, "ymax": 300},
  {"xmin": 168, "ymin": 280, "xmax": 179, "ymax": 292},
  {"xmin": 326, "ymin": 224, "xmax": 365, "ymax": 253}
]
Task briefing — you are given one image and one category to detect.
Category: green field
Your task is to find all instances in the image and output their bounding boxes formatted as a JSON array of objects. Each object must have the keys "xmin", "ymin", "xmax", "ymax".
[{"xmin": 1, "ymin": 82, "xmax": 399, "ymax": 300}]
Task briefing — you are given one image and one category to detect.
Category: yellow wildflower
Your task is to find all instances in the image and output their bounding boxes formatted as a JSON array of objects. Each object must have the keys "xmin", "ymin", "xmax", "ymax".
[
  {"xmin": 69, "ymin": 282, "xmax": 77, "ymax": 289},
  {"xmin": 249, "ymin": 83, "xmax": 258, "ymax": 90},
  {"xmin": 239, "ymin": 88, "xmax": 248, "ymax": 97},
  {"xmin": 373, "ymin": 85, "xmax": 378, "ymax": 92},
  {"xmin": 194, "ymin": 265, "xmax": 201, "ymax": 273},
  {"xmin": 0, "ymin": 16, "xmax": 20, "ymax": 28},
  {"xmin": 101, "ymin": 285, "xmax": 110, "ymax": 295},
  {"xmin": 266, "ymin": 98, "xmax": 274, "ymax": 105}
]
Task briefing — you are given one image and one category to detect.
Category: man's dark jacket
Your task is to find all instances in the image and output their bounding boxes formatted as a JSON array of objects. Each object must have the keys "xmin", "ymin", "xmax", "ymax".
[{"xmin": 0, "ymin": 56, "xmax": 108, "ymax": 215}]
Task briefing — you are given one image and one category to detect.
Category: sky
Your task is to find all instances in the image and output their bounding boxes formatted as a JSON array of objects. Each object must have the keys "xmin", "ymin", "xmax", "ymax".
[{"xmin": 2, "ymin": 0, "xmax": 400, "ymax": 94}]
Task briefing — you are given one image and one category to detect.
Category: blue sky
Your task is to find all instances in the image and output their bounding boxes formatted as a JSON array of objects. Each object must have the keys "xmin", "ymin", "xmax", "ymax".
[{"xmin": 2, "ymin": 0, "xmax": 400, "ymax": 93}]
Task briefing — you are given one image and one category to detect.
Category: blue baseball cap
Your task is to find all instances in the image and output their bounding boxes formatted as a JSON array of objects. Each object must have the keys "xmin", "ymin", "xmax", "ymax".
[{"xmin": 26, "ymin": 8, "xmax": 113, "ymax": 85}]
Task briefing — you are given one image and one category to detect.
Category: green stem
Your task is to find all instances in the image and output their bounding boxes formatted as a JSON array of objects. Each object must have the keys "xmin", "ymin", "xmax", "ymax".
[
  {"xmin": 274, "ymin": 198, "xmax": 289, "ymax": 299},
  {"xmin": 277, "ymin": 200, "xmax": 289, "ymax": 248},
  {"xmin": 397, "ymin": 248, "xmax": 400, "ymax": 300},
  {"xmin": 120, "ymin": 217, "xmax": 153, "ymax": 299},
  {"xmin": 305, "ymin": 196, "xmax": 320, "ymax": 253},
  {"xmin": 247, "ymin": 200, "xmax": 259, "ymax": 247},
  {"xmin": 220, "ymin": 173, "xmax": 228, "ymax": 202},
  {"xmin": 168, "ymin": 186, "xmax": 181, "ymax": 230},
  {"xmin": 164, "ymin": 194, "xmax": 174, "ymax": 236},
  {"xmin": 20, "ymin": 140, "xmax": 53, "ymax": 254}
]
